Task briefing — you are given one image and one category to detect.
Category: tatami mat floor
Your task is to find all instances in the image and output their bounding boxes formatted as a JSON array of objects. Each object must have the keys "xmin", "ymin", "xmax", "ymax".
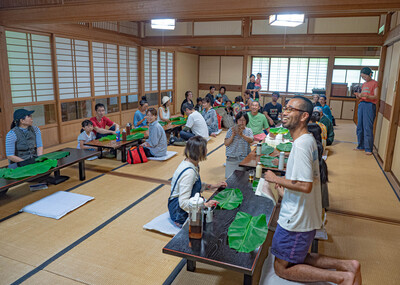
[{"xmin": 0, "ymin": 121, "xmax": 399, "ymax": 284}]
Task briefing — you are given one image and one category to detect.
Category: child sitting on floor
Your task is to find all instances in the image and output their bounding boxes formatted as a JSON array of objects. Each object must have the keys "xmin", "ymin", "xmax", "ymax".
[
  {"xmin": 213, "ymin": 94, "xmax": 223, "ymax": 107},
  {"xmin": 77, "ymin": 120, "xmax": 96, "ymax": 150},
  {"xmin": 194, "ymin": 97, "xmax": 203, "ymax": 112}
]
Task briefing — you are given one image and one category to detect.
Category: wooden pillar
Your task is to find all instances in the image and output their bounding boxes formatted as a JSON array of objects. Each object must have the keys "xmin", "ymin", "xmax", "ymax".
[
  {"xmin": 242, "ymin": 52, "xmax": 248, "ymax": 93},
  {"xmin": 325, "ymin": 54, "xmax": 335, "ymax": 103},
  {"xmin": 50, "ymin": 34, "xmax": 62, "ymax": 144}
]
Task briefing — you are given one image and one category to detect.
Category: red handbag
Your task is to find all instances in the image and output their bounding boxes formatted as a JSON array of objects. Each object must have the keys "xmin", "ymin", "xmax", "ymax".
[{"xmin": 127, "ymin": 146, "xmax": 148, "ymax": 164}]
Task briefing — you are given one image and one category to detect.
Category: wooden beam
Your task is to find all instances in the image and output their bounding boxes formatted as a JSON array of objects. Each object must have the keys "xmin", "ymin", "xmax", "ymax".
[
  {"xmin": 384, "ymin": 21, "xmax": 400, "ymax": 46},
  {"xmin": 4, "ymin": 23, "xmax": 141, "ymax": 46},
  {"xmin": 142, "ymin": 34, "xmax": 383, "ymax": 47},
  {"xmin": 1, "ymin": 0, "xmax": 399, "ymax": 24}
]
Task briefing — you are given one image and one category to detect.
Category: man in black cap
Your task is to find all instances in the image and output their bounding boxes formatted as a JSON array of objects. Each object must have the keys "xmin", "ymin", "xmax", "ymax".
[{"xmin": 6, "ymin": 109, "xmax": 43, "ymax": 164}]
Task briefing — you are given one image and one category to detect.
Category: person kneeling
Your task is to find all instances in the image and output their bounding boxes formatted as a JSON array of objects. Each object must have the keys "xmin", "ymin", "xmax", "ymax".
[
  {"xmin": 141, "ymin": 108, "xmax": 168, "ymax": 158},
  {"xmin": 168, "ymin": 136, "xmax": 227, "ymax": 227}
]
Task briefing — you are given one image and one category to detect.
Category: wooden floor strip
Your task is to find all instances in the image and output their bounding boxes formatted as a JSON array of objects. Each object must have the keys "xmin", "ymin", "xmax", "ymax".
[{"xmin": 328, "ymin": 208, "xmax": 400, "ymax": 226}]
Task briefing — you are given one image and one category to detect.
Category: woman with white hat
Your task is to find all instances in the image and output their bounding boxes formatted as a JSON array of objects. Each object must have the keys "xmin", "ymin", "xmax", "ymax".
[{"xmin": 158, "ymin": 96, "xmax": 171, "ymax": 123}]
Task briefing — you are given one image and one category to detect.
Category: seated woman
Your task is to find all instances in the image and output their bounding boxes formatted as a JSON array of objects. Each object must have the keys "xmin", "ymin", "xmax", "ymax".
[
  {"xmin": 224, "ymin": 111, "xmax": 254, "ymax": 178},
  {"xmin": 310, "ymin": 111, "xmax": 327, "ymax": 149},
  {"xmin": 158, "ymin": 96, "xmax": 171, "ymax": 123},
  {"xmin": 134, "ymin": 97, "xmax": 149, "ymax": 127},
  {"xmin": 201, "ymin": 97, "xmax": 219, "ymax": 137},
  {"xmin": 168, "ymin": 136, "xmax": 227, "ymax": 227},
  {"xmin": 141, "ymin": 108, "xmax": 168, "ymax": 157},
  {"xmin": 180, "ymin": 90, "xmax": 194, "ymax": 116},
  {"xmin": 6, "ymin": 109, "xmax": 43, "ymax": 164},
  {"xmin": 194, "ymin": 97, "xmax": 203, "ymax": 112}
]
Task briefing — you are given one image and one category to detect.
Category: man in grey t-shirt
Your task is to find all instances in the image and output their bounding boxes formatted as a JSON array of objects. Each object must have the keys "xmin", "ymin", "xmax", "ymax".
[{"xmin": 263, "ymin": 97, "xmax": 361, "ymax": 285}]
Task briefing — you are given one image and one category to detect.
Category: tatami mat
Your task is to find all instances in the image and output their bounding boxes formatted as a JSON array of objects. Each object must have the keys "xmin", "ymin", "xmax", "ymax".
[{"xmin": 0, "ymin": 255, "xmax": 36, "ymax": 285}]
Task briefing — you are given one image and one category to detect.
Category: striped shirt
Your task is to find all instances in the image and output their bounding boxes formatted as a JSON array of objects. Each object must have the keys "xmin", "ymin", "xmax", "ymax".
[
  {"xmin": 5, "ymin": 126, "xmax": 43, "ymax": 156},
  {"xmin": 225, "ymin": 127, "xmax": 253, "ymax": 159}
]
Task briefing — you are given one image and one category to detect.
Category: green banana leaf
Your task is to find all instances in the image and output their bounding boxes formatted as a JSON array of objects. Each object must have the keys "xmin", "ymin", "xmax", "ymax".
[
  {"xmin": 35, "ymin": 151, "xmax": 70, "ymax": 162},
  {"xmin": 259, "ymin": 155, "xmax": 278, "ymax": 168},
  {"xmin": 126, "ymin": 133, "xmax": 145, "ymax": 141},
  {"xmin": 2, "ymin": 159, "xmax": 58, "ymax": 180},
  {"xmin": 212, "ymin": 106, "xmax": 225, "ymax": 110},
  {"xmin": 276, "ymin": 142, "xmax": 292, "ymax": 152},
  {"xmin": 158, "ymin": 121, "xmax": 168, "ymax": 126},
  {"xmin": 261, "ymin": 144, "xmax": 275, "ymax": 155},
  {"xmin": 130, "ymin": 127, "xmax": 148, "ymax": 133},
  {"xmin": 228, "ymin": 211, "xmax": 269, "ymax": 253},
  {"xmin": 171, "ymin": 119, "xmax": 186, "ymax": 125},
  {"xmin": 0, "ymin": 168, "xmax": 11, "ymax": 178},
  {"xmin": 252, "ymin": 179, "xmax": 259, "ymax": 192},
  {"xmin": 169, "ymin": 117, "xmax": 184, "ymax": 121},
  {"xmin": 283, "ymin": 132, "xmax": 293, "ymax": 140},
  {"xmin": 269, "ymin": 127, "xmax": 289, "ymax": 135},
  {"xmin": 98, "ymin": 134, "xmax": 116, "ymax": 142},
  {"xmin": 213, "ymin": 188, "xmax": 243, "ymax": 210}
]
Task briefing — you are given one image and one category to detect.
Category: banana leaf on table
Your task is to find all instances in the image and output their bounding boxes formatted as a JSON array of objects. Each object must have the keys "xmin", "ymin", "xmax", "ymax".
[
  {"xmin": 169, "ymin": 117, "xmax": 184, "ymax": 122},
  {"xmin": 213, "ymin": 188, "xmax": 243, "ymax": 210},
  {"xmin": 252, "ymin": 179, "xmax": 259, "ymax": 192},
  {"xmin": 35, "ymin": 151, "xmax": 70, "ymax": 162},
  {"xmin": 259, "ymin": 155, "xmax": 278, "ymax": 168},
  {"xmin": 261, "ymin": 144, "xmax": 275, "ymax": 155},
  {"xmin": 130, "ymin": 127, "xmax": 148, "ymax": 133},
  {"xmin": 228, "ymin": 211, "xmax": 269, "ymax": 253},
  {"xmin": 1, "ymin": 159, "xmax": 58, "ymax": 180},
  {"xmin": 283, "ymin": 132, "xmax": 293, "ymax": 140},
  {"xmin": 276, "ymin": 142, "xmax": 292, "ymax": 152},
  {"xmin": 98, "ymin": 134, "xmax": 116, "ymax": 142},
  {"xmin": 126, "ymin": 133, "xmax": 145, "ymax": 141},
  {"xmin": 269, "ymin": 127, "xmax": 289, "ymax": 135},
  {"xmin": 158, "ymin": 121, "xmax": 168, "ymax": 126},
  {"xmin": 171, "ymin": 119, "xmax": 186, "ymax": 125}
]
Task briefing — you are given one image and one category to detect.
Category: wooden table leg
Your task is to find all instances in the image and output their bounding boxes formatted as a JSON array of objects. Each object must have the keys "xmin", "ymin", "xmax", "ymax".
[
  {"xmin": 243, "ymin": 274, "xmax": 252, "ymax": 285},
  {"xmin": 79, "ymin": 160, "xmax": 85, "ymax": 181},
  {"xmin": 121, "ymin": 147, "xmax": 127, "ymax": 163},
  {"xmin": 98, "ymin": 147, "xmax": 103, "ymax": 159},
  {"xmin": 187, "ymin": 260, "xmax": 196, "ymax": 272}
]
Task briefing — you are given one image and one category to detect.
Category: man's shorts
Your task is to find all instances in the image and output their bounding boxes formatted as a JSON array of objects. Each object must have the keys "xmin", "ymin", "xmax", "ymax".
[{"xmin": 271, "ymin": 223, "xmax": 316, "ymax": 264}]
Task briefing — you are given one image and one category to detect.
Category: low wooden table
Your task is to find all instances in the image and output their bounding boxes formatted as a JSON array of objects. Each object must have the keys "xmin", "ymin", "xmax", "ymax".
[
  {"xmin": 84, "ymin": 134, "xmax": 145, "ymax": 163},
  {"xmin": 239, "ymin": 149, "xmax": 287, "ymax": 175},
  {"xmin": 0, "ymin": 148, "xmax": 99, "ymax": 194},
  {"xmin": 163, "ymin": 170, "xmax": 276, "ymax": 285}
]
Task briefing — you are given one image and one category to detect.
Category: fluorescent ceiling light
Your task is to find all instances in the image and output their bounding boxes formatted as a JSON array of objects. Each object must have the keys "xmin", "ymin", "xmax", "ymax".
[
  {"xmin": 151, "ymin": 19, "xmax": 175, "ymax": 30},
  {"xmin": 269, "ymin": 14, "xmax": 304, "ymax": 27}
]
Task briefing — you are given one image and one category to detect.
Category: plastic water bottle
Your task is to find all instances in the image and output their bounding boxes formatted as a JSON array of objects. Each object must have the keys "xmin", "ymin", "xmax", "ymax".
[
  {"xmin": 256, "ymin": 143, "xmax": 262, "ymax": 156},
  {"xmin": 278, "ymin": 152, "xmax": 285, "ymax": 170},
  {"xmin": 116, "ymin": 127, "xmax": 120, "ymax": 142}
]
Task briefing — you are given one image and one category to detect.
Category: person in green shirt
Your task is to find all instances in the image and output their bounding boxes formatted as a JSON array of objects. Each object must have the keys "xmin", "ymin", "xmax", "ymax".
[
  {"xmin": 314, "ymin": 106, "xmax": 334, "ymax": 146},
  {"xmin": 247, "ymin": 101, "xmax": 270, "ymax": 141}
]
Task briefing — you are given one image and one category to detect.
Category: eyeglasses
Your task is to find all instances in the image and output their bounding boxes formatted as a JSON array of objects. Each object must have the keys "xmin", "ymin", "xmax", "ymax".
[{"xmin": 283, "ymin": 106, "xmax": 306, "ymax": 113}]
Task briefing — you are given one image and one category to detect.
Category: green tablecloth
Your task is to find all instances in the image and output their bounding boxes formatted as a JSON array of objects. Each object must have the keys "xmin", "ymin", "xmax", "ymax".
[{"xmin": 0, "ymin": 159, "xmax": 58, "ymax": 180}]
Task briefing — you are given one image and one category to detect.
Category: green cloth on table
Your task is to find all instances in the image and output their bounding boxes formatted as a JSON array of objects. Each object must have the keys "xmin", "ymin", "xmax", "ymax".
[
  {"xmin": 0, "ymin": 159, "xmax": 58, "ymax": 180},
  {"xmin": 98, "ymin": 134, "xmax": 117, "ymax": 142},
  {"xmin": 35, "ymin": 151, "xmax": 70, "ymax": 162},
  {"xmin": 130, "ymin": 127, "xmax": 148, "ymax": 133},
  {"xmin": 126, "ymin": 133, "xmax": 144, "ymax": 141}
]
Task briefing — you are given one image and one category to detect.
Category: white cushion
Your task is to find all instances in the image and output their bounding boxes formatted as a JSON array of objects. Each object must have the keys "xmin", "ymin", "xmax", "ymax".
[
  {"xmin": 143, "ymin": 212, "xmax": 182, "ymax": 236},
  {"xmin": 147, "ymin": 151, "xmax": 178, "ymax": 161}
]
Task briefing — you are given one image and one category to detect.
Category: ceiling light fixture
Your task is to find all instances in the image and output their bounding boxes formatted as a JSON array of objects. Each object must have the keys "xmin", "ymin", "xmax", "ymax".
[
  {"xmin": 151, "ymin": 19, "xmax": 176, "ymax": 30},
  {"xmin": 269, "ymin": 14, "xmax": 304, "ymax": 27}
]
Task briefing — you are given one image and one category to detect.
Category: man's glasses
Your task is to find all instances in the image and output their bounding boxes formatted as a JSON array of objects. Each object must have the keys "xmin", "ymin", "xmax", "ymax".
[{"xmin": 283, "ymin": 106, "xmax": 306, "ymax": 113}]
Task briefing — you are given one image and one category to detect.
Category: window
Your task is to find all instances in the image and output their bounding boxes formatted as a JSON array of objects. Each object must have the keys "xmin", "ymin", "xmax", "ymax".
[
  {"xmin": 6, "ymin": 31, "xmax": 54, "ymax": 104},
  {"xmin": 144, "ymin": 49, "xmax": 158, "ymax": 92},
  {"xmin": 95, "ymin": 97, "xmax": 119, "ymax": 113},
  {"xmin": 160, "ymin": 51, "xmax": 174, "ymax": 90},
  {"xmin": 269, "ymin": 58, "xmax": 289, "ymax": 92},
  {"xmin": 251, "ymin": 56, "xmax": 328, "ymax": 93},
  {"xmin": 121, "ymin": 94, "xmax": 138, "ymax": 111},
  {"xmin": 307, "ymin": 58, "xmax": 328, "ymax": 93},
  {"xmin": 332, "ymin": 57, "xmax": 380, "ymax": 85},
  {"xmin": 61, "ymin": 100, "xmax": 92, "ymax": 122},
  {"xmin": 13, "ymin": 104, "xmax": 57, "ymax": 126},
  {"xmin": 251, "ymin": 57, "xmax": 269, "ymax": 90},
  {"xmin": 288, "ymin": 58, "xmax": 308, "ymax": 93},
  {"xmin": 334, "ymin": 58, "xmax": 380, "ymax": 66},
  {"xmin": 92, "ymin": 42, "xmax": 119, "ymax": 96},
  {"xmin": 145, "ymin": 92, "xmax": 158, "ymax": 106},
  {"xmin": 56, "ymin": 37, "xmax": 91, "ymax": 100},
  {"xmin": 119, "ymin": 46, "xmax": 138, "ymax": 94}
]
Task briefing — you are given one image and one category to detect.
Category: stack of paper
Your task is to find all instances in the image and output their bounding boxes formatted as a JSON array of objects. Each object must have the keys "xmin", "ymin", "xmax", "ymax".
[{"xmin": 255, "ymin": 178, "xmax": 277, "ymax": 205}]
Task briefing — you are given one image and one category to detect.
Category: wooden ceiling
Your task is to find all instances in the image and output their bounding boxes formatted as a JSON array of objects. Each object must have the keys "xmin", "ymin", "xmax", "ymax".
[{"xmin": 0, "ymin": 0, "xmax": 399, "ymax": 24}]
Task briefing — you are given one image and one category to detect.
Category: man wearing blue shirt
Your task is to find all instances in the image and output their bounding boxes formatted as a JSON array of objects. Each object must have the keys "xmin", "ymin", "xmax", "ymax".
[{"xmin": 6, "ymin": 109, "xmax": 43, "ymax": 164}]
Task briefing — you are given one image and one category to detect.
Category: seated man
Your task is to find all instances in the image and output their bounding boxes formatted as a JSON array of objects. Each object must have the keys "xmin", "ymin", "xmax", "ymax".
[
  {"xmin": 314, "ymin": 106, "xmax": 334, "ymax": 146},
  {"xmin": 90, "ymin": 103, "xmax": 119, "ymax": 139},
  {"xmin": 319, "ymin": 96, "xmax": 333, "ymax": 122},
  {"xmin": 247, "ymin": 101, "xmax": 270, "ymax": 141},
  {"xmin": 263, "ymin": 91, "xmax": 282, "ymax": 127},
  {"xmin": 180, "ymin": 103, "xmax": 209, "ymax": 141},
  {"xmin": 6, "ymin": 109, "xmax": 43, "ymax": 164},
  {"xmin": 264, "ymin": 96, "xmax": 360, "ymax": 285}
]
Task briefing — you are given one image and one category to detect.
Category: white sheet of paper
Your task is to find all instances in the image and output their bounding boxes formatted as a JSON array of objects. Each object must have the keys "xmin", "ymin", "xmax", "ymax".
[{"xmin": 255, "ymin": 178, "xmax": 276, "ymax": 205}]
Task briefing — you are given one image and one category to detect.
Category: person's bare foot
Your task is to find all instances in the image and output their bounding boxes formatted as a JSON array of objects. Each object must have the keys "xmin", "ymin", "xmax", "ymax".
[
  {"xmin": 338, "ymin": 271, "xmax": 356, "ymax": 285},
  {"xmin": 365, "ymin": 152, "xmax": 372, "ymax": 156},
  {"xmin": 353, "ymin": 148, "xmax": 364, "ymax": 151},
  {"xmin": 211, "ymin": 133, "xmax": 217, "ymax": 137}
]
